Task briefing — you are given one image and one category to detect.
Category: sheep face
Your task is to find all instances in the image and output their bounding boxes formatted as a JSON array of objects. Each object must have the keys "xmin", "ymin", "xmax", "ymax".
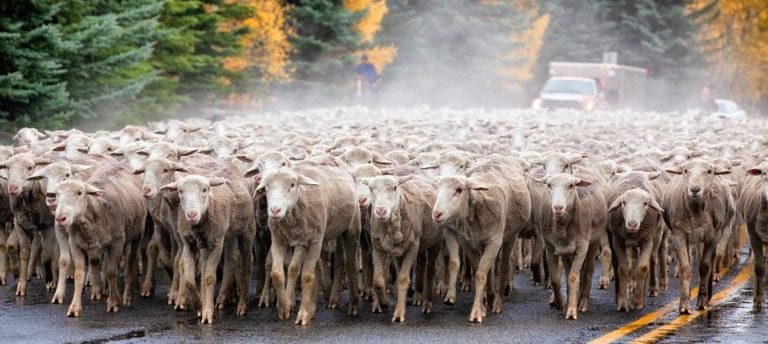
[
  {"xmin": 256, "ymin": 168, "xmax": 318, "ymax": 220},
  {"xmin": 118, "ymin": 126, "xmax": 144, "ymax": 147},
  {"xmin": 0, "ymin": 154, "xmax": 51, "ymax": 196},
  {"xmin": 244, "ymin": 152, "xmax": 291, "ymax": 184},
  {"xmin": 14, "ymin": 128, "xmax": 44, "ymax": 147},
  {"xmin": 366, "ymin": 175, "xmax": 411, "ymax": 222},
  {"xmin": 531, "ymin": 153, "xmax": 583, "ymax": 177},
  {"xmin": 161, "ymin": 176, "xmax": 225, "ymax": 224},
  {"xmin": 608, "ymin": 188, "xmax": 662, "ymax": 233},
  {"xmin": 54, "ymin": 181, "xmax": 102, "ymax": 227},
  {"xmin": 27, "ymin": 162, "xmax": 91, "ymax": 208},
  {"xmin": 432, "ymin": 176, "xmax": 489, "ymax": 223},
  {"xmin": 88, "ymin": 138, "xmax": 118, "ymax": 155},
  {"xmin": 536, "ymin": 173, "xmax": 591, "ymax": 218},
  {"xmin": 133, "ymin": 159, "xmax": 188, "ymax": 198},
  {"xmin": 342, "ymin": 147, "xmax": 374, "ymax": 168},
  {"xmin": 665, "ymin": 160, "xmax": 730, "ymax": 201},
  {"xmin": 164, "ymin": 120, "xmax": 200, "ymax": 146},
  {"xmin": 351, "ymin": 164, "xmax": 380, "ymax": 208},
  {"xmin": 747, "ymin": 163, "xmax": 768, "ymax": 201},
  {"xmin": 210, "ymin": 137, "xmax": 239, "ymax": 159}
]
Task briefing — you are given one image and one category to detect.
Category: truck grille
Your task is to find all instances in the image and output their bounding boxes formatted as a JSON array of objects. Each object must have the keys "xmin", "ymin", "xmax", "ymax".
[{"xmin": 542, "ymin": 99, "xmax": 582, "ymax": 110}]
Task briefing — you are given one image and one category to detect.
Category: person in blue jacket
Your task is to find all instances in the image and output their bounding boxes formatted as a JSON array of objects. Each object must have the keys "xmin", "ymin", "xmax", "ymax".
[{"xmin": 354, "ymin": 54, "xmax": 378, "ymax": 97}]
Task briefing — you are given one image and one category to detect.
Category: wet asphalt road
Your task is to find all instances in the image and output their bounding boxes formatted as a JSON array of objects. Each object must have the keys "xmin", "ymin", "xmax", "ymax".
[{"xmin": 0, "ymin": 249, "xmax": 758, "ymax": 344}]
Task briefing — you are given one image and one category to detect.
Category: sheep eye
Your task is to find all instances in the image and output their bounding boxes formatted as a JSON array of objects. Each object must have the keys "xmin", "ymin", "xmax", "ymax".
[
  {"xmin": 459, "ymin": 165, "xmax": 464, "ymax": 169},
  {"xmin": 622, "ymin": 201, "xmax": 626, "ymax": 206},
  {"xmin": 643, "ymin": 202, "xmax": 648, "ymax": 206},
  {"xmin": 107, "ymin": 147, "xmax": 113, "ymax": 151},
  {"xmin": 65, "ymin": 173, "xmax": 70, "ymax": 178},
  {"xmin": 290, "ymin": 183, "xmax": 295, "ymax": 188},
  {"xmin": 163, "ymin": 169, "xmax": 168, "ymax": 173},
  {"xmin": 707, "ymin": 169, "xmax": 712, "ymax": 174},
  {"xmin": 77, "ymin": 191, "xmax": 82, "ymax": 196},
  {"xmin": 683, "ymin": 169, "xmax": 688, "ymax": 174},
  {"xmin": 135, "ymin": 138, "xmax": 140, "ymax": 141},
  {"xmin": 28, "ymin": 167, "xmax": 32, "ymax": 171},
  {"xmin": 203, "ymin": 188, "xmax": 208, "ymax": 193},
  {"xmin": 282, "ymin": 162, "xmax": 286, "ymax": 167},
  {"xmin": 455, "ymin": 188, "xmax": 463, "ymax": 194},
  {"xmin": 368, "ymin": 160, "xmax": 373, "ymax": 164}
]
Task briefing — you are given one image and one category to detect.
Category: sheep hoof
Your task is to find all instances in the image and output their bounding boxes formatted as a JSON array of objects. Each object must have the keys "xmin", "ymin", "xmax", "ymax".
[
  {"xmin": 469, "ymin": 304, "xmax": 486, "ymax": 323},
  {"xmin": 422, "ymin": 301, "xmax": 433, "ymax": 314},
  {"xmin": 565, "ymin": 307, "xmax": 578, "ymax": 320},
  {"xmin": 444, "ymin": 295, "xmax": 455, "ymax": 305},
  {"xmin": 295, "ymin": 309, "xmax": 312, "ymax": 325},
  {"xmin": 347, "ymin": 304, "xmax": 359, "ymax": 316},
  {"xmin": 200, "ymin": 309, "xmax": 214, "ymax": 324},
  {"xmin": 391, "ymin": 307, "xmax": 406, "ymax": 322},
  {"xmin": 67, "ymin": 305, "xmax": 82, "ymax": 317},
  {"xmin": 413, "ymin": 292, "xmax": 423, "ymax": 306}
]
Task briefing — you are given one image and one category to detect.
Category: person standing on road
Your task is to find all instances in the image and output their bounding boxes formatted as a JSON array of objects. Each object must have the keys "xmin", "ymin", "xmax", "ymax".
[{"xmin": 354, "ymin": 54, "xmax": 378, "ymax": 98}]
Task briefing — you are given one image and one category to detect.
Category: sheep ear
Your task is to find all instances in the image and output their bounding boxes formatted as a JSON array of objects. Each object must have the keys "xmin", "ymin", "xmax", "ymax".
[
  {"xmin": 645, "ymin": 171, "xmax": 661, "ymax": 180},
  {"xmin": 329, "ymin": 148, "xmax": 344, "ymax": 156},
  {"xmin": 747, "ymin": 167, "xmax": 764, "ymax": 176},
  {"xmin": 34, "ymin": 158, "xmax": 52, "ymax": 166},
  {"xmin": 244, "ymin": 166, "xmax": 260, "ymax": 178},
  {"xmin": 529, "ymin": 158, "xmax": 544, "ymax": 166},
  {"xmin": 533, "ymin": 177, "xmax": 547, "ymax": 184},
  {"xmin": 0, "ymin": 160, "xmax": 7, "ymax": 170},
  {"xmin": 132, "ymin": 167, "xmax": 145, "ymax": 175},
  {"xmin": 254, "ymin": 180, "xmax": 266, "ymax": 192},
  {"xmin": 77, "ymin": 148, "xmax": 89, "ymax": 153},
  {"xmin": 71, "ymin": 164, "xmax": 92, "ymax": 173},
  {"xmin": 208, "ymin": 178, "xmax": 227, "ymax": 187},
  {"xmin": 236, "ymin": 155, "xmax": 253, "ymax": 163},
  {"xmin": 0, "ymin": 170, "xmax": 7, "ymax": 180},
  {"xmin": 608, "ymin": 197, "xmax": 623, "ymax": 212},
  {"xmin": 160, "ymin": 182, "xmax": 178, "ymax": 192},
  {"xmin": 27, "ymin": 168, "xmax": 46, "ymax": 181},
  {"xmin": 373, "ymin": 154, "xmax": 393, "ymax": 165},
  {"xmin": 465, "ymin": 178, "xmax": 489, "ymax": 191},
  {"xmin": 196, "ymin": 147, "xmax": 213, "ymax": 155},
  {"xmin": 176, "ymin": 146, "xmax": 198, "ymax": 157},
  {"xmin": 420, "ymin": 164, "xmax": 438, "ymax": 170},
  {"xmin": 238, "ymin": 141, "xmax": 253, "ymax": 150},
  {"xmin": 575, "ymin": 179, "xmax": 592, "ymax": 188},
  {"xmin": 136, "ymin": 149, "xmax": 149, "ymax": 156},
  {"xmin": 730, "ymin": 159, "xmax": 742, "ymax": 167},
  {"xmin": 396, "ymin": 175, "xmax": 412, "ymax": 185},
  {"xmin": 110, "ymin": 149, "xmax": 124, "ymax": 156},
  {"xmin": 568, "ymin": 154, "xmax": 585, "ymax": 164},
  {"xmin": 187, "ymin": 126, "xmax": 202, "ymax": 133},
  {"xmin": 51, "ymin": 144, "xmax": 66, "ymax": 152},
  {"xmin": 665, "ymin": 165, "xmax": 684, "ymax": 175},
  {"xmin": 649, "ymin": 198, "xmax": 664, "ymax": 214},
  {"xmin": 289, "ymin": 153, "xmax": 306, "ymax": 161},
  {"xmin": 172, "ymin": 162, "xmax": 189, "ymax": 173},
  {"xmin": 34, "ymin": 129, "xmax": 46, "ymax": 138},
  {"xmin": 616, "ymin": 165, "xmax": 630, "ymax": 173},
  {"xmin": 360, "ymin": 178, "xmax": 370, "ymax": 186},
  {"xmin": 690, "ymin": 150, "xmax": 705, "ymax": 158},
  {"xmin": 84, "ymin": 184, "xmax": 103, "ymax": 196},
  {"xmin": 298, "ymin": 174, "xmax": 319, "ymax": 186},
  {"xmin": 714, "ymin": 165, "xmax": 731, "ymax": 175}
]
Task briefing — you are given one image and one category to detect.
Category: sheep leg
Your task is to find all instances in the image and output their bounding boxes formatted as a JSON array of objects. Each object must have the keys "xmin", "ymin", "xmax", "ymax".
[
  {"xmin": 714, "ymin": 218, "xmax": 735, "ymax": 283},
  {"xmin": 236, "ymin": 232, "xmax": 254, "ymax": 316},
  {"xmin": 565, "ymin": 240, "xmax": 589, "ymax": 320},
  {"xmin": 15, "ymin": 224, "xmax": 31, "ymax": 297},
  {"xmin": 598, "ymin": 230, "xmax": 612, "ymax": 289},
  {"xmin": 371, "ymin": 248, "xmax": 389, "ymax": 313},
  {"xmin": 546, "ymin": 244, "xmax": 563, "ymax": 311},
  {"xmin": 123, "ymin": 238, "xmax": 140, "ymax": 306},
  {"xmin": 259, "ymin": 252, "xmax": 273, "ymax": 308},
  {"xmin": 0, "ymin": 223, "xmax": 8, "ymax": 285},
  {"xmin": 659, "ymin": 228, "xmax": 669, "ymax": 291},
  {"xmin": 343, "ymin": 227, "xmax": 360, "ymax": 316},
  {"xmin": 216, "ymin": 242, "xmax": 237, "ymax": 309},
  {"xmin": 168, "ymin": 230, "xmax": 181, "ymax": 305},
  {"xmin": 523, "ymin": 238, "xmax": 532, "ymax": 269},
  {"xmin": 174, "ymin": 241, "xmax": 194, "ymax": 311},
  {"xmin": 614, "ymin": 237, "xmax": 630, "ymax": 312},
  {"xmin": 498, "ymin": 240, "xmax": 514, "ymax": 300},
  {"xmin": 531, "ymin": 228, "xmax": 545, "ymax": 286},
  {"xmin": 470, "ymin": 239, "xmax": 502, "ymax": 323},
  {"xmin": 328, "ymin": 239, "xmax": 345, "ymax": 309},
  {"xmin": 648, "ymin": 229, "xmax": 662, "ymax": 297},
  {"xmin": 672, "ymin": 232, "xmax": 693, "ymax": 314},
  {"xmin": 295, "ymin": 240, "xmax": 323, "ymax": 326},
  {"xmin": 106, "ymin": 242, "xmax": 123, "ymax": 313},
  {"xmin": 200, "ymin": 243, "xmax": 224, "ymax": 324},
  {"xmin": 51, "ymin": 227, "xmax": 70, "ymax": 304},
  {"xmin": 28, "ymin": 232, "xmax": 42, "ymax": 280},
  {"xmin": 422, "ymin": 244, "xmax": 440, "ymax": 314},
  {"xmin": 141, "ymin": 233, "xmax": 160, "ymax": 297},
  {"xmin": 360, "ymin": 231, "xmax": 374, "ymax": 301},
  {"xmin": 89, "ymin": 256, "xmax": 103, "ymax": 300},
  {"xmin": 413, "ymin": 251, "xmax": 426, "ymax": 306},
  {"xmin": 7, "ymin": 226, "xmax": 19, "ymax": 279},
  {"xmin": 286, "ymin": 245, "xmax": 307, "ymax": 312},
  {"xmin": 67, "ymin": 241, "xmax": 86, "ymax": 317},
  {"xmin": 748, "ymin": 225, "xmax": 765, "ymax": 310},
  {"xmin": 461, "ymin": 254, "xmax": 472, "ymax": 292},
  {"xmin": 434, "ymin": 244, "xmax": 446, "ymax": 295},
  {"xmin": 392, "ymin": 243, "xmax": 419, "ymax": 322},
  {"xmin": 633, "ymin": 239, "xmax": 654, "ymax": 310},
  {"xmin": 270, "ymin": 241, "xmax": 291, "ymax": 320},
  {"xmin": 696, "ymin": 241, "xmax": 716, "ymax": 311},
  {"xmin": 578, "ymin": 240, "xmax": 598, "ymax": 313},
  {"xmin": 443, "ymin": 230, "xmax": 461, "ymax": 305}
]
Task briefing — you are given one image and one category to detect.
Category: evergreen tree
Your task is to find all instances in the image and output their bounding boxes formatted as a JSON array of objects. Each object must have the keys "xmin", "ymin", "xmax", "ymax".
[
  {"xmin": 58, "ymin": 0, "xmax": 163, "ymax": 129},
  {"xmin": 377, "ymin": 0, "xmax": 528, "ymax": 107},
  {"xmin": 279, "ymin": 0, "xmax": 362, "ymax": 107},
  {"xmin": 0, "ymin": 0, "xmax": 74, "ymax": 131}
]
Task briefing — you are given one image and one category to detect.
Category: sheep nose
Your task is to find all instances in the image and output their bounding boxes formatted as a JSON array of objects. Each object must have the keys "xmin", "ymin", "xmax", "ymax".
[
  {"xmin": 56, "ymin": 216, "xmax": 67, "ymax": 224},
  {"xmin": 375, "ymin": 208, "xmax": 387, "ymax": 217},
  {"xmin": 690, "ymin": 186, "xmax": 701, "ymax": 193},
  {"xmin": 433, "ymin": 211, "xmax": 443, "ymax": 221},
  {"xmin": 358, "ymin": 197, "xmax": 367, "ymax": 205},
  {"xmin": 8, "ymin": 185, "xmax": 18, "ymax": 195},
  {"xmin": 269, "ymin": 208, "xmax": 282, "ymax": 217},
  {"xmin": 553, "ymin": 205, "xmax": 564, "ymax": 212},
  {"xmin": 142, "ymin": 187, "xmax": 152, "ymax": 196},
  {"xmin": 627, "ymin": 221, "xmax": 639, "ymax": 229},
  {"xmin": 186, "ymin": 211, "xmax": 198, "ymax": 219}
]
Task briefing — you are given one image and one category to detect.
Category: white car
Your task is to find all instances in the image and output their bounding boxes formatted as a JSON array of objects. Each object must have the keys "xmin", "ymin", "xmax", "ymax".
[{"xmin": 711, "ymin": 99, "xmax": 746, "ymax": 119}]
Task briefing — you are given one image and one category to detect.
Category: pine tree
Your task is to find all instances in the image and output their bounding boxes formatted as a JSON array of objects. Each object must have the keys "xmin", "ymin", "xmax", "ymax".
[
  {"xmin": 278, "ymin": 0, "xmax": 363, "ymax": 107},
  {"xmin": 0, "ymin": 0, "xmax": 74, "ymax": 132},
  {"xmin": 377, "ymin": 0, "xmax": 529, "ymax": 107}
]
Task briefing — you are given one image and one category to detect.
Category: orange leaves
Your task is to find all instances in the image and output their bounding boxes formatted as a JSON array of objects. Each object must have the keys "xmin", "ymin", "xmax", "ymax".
[
  {"xmin": 344, "ymin": 0, "xmax": 388, "ymax": 43},
  {"xmin": 359, "ymin": 45, "xmax": 397, "ymax": 72},
  {"xmin": 504, "ymin": 13, "xmax": 550, "ymax": 83}
]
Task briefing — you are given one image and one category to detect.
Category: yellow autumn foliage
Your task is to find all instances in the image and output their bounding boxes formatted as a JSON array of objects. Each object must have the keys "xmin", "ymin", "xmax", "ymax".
[
  {"xmin": 344, "ymin": 0, "xmax": 397, "ymax": 73},
  {"xmin": 504, "ymin": 13, "xmax": 550, "ymax": 83},
  {"xmin": 692, "ymin": 0, "xmax": 768, "ymax": 105}
]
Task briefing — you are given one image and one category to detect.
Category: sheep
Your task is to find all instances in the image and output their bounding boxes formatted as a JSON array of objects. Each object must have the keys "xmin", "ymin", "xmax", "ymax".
[
  {"xmin": 606, "ymin": 172, "xmax": 664, "ymax": 311},
  {"xmin": 13, "ymin": 128, "xmax": 47, "ymax": 147},
  {"xmin": 351, "ymin": 164, "xmax": 383, "ymax": 301},
  {"xmin": 432, "ymin": 159, "xmax": 531, "ymax": 323},
  {"xmin": 662, "ymin": 159, "xmax": 735, "ymax": 314},
  {"xmin": 534, "ymin": 173, "xmax": 606, "ymax": 320},
  {"xmin": 738, "ymin": 162, "xmax": 768, "ymax": 310},
  {"xmin": 0, "ymin": 153, "xmax": 55, "ymax": 296},
  {"xmin": 256, "ymin": 165, "xmax": 361, "ymax": 325},
  {"xmin": 52, "ymin": 163, "xmax": 147, "ymax": 317},
  {"xmin": 363, "ymin": 175, "xmax": 441, "ymax": 321},
  {"xmin": 0, "ymin": 147, "xmax": 14, "ymax": 285},
  {"xmin": 160, "ymin": 167, "xmax": 256, "ymax": 324}
]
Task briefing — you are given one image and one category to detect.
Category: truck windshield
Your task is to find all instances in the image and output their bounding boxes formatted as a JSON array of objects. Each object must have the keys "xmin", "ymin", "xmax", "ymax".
[{"xmin": 541, "ymin": 79, "xmax": 596, "ymax": 95}]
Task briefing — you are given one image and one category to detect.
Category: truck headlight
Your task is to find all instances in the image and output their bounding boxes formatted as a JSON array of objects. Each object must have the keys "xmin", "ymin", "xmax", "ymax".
[
  {"xmin": 532, "ymin": 98, "xmax": 542, "ymax": 110},
  {"xmin": 582, "ymin": 99, "xmax": 595, "ymax": 111}
]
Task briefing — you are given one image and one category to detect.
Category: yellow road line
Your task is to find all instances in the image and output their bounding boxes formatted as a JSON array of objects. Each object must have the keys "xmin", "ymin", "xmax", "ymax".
[{"xmin": 629, "ymin": 263, "xmax": 752, "ymax": 343}]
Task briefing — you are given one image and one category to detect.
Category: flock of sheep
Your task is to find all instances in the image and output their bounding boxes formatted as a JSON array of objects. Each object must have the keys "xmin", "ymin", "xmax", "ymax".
[{"xmin": 0, "ymin": 107, "xmax": 765, "ymax": 326}]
